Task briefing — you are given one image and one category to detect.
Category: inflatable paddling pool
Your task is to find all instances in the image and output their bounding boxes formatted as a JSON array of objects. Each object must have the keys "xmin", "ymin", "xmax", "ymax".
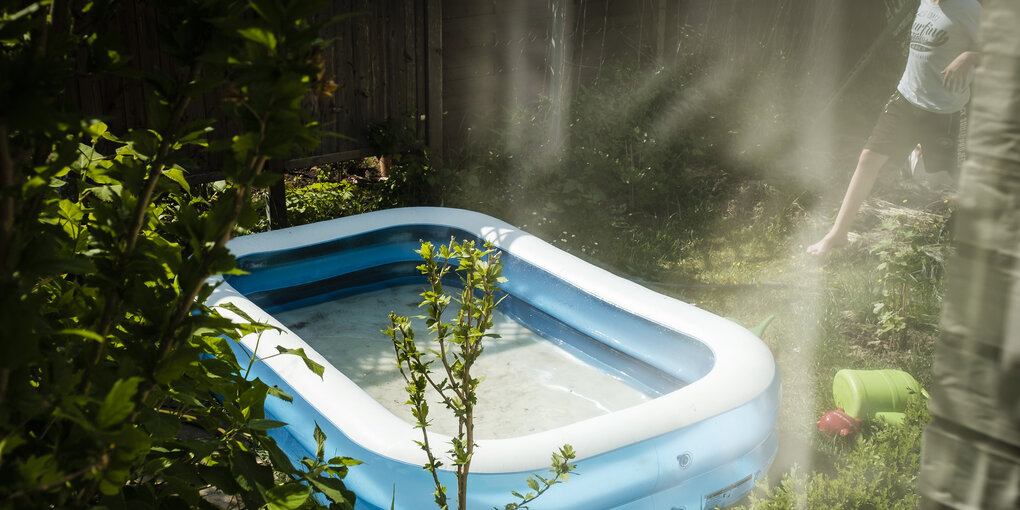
[{"xmin": 207, "ymin": 207, "xmax": 780, "ymax": 509}]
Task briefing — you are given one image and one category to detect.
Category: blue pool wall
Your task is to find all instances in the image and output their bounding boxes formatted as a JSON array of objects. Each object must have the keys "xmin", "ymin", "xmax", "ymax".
[
  {"xmin": 217, "ymin": 212, "xmax": 780, "ymax": 509},
  {"xmin": 227, "ymin": 225, "xmax": 715, "ymax": 390},
  {"xmin": 230, "ymin": 336, "xmax": 779, "ymax": 510}
]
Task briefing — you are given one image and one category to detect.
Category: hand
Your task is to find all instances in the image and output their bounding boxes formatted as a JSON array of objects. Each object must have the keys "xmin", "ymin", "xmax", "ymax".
[{"xmin": 941, "ymin": 51, "xmax": 979, "ymax": 93}]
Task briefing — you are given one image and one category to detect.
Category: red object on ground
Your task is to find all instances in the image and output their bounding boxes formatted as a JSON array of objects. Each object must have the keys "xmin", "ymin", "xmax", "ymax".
[{"xmin": 817, "ymin": 408, "xmax": 862, "ymax": 437}]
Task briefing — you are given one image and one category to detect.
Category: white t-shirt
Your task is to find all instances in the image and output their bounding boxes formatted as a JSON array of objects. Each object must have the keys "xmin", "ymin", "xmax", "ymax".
[{"xmin": 897, "ymin": 0, "xmax": 981, "ymax": 113}]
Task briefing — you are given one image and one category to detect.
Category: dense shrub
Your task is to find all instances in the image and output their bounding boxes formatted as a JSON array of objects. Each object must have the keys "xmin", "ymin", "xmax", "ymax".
[
  {"xmin": 0, "ymin": 1, "xmax": 357, "ymax": 507},
  {"xmin": 744, "ymin": 399, "xmax": 929, "ymax": 509},
  {"xmin": 869, "ymin": 210, "xmax": 950, "ymax": 341}
]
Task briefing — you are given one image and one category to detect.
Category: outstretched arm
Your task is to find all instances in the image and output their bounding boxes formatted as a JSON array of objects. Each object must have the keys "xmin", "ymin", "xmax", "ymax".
[{"xmin": 942, "ymin": 51, "xmax": 981, "ymax": 93}]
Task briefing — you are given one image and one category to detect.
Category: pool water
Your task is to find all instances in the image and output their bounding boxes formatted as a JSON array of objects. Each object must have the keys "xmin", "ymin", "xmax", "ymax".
[{"xmin": 273, "ymin": 283, "xmax": 652, "ymax": 439}]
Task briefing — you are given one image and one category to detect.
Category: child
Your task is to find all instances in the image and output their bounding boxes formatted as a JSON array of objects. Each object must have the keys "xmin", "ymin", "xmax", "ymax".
[{"xmin": 807, "ymin": 0, "xmax": 982, "ymax": 256}]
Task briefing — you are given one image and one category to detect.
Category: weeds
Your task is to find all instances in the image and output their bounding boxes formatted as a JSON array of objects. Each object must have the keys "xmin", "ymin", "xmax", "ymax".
[
  {"xmin": 263, "ymin": 56, "xmax": 950, "ymax": 508},
  {"xmin": 431, "ymin": 61, "xmax": 948, "ymax": 508},
  {"xmin": 743, "ymin": 398, "xmax": 929, "ymax": 509},
  {"xmin": 870, "ymin": 212, "xmax": 950, "ymax": 343}
]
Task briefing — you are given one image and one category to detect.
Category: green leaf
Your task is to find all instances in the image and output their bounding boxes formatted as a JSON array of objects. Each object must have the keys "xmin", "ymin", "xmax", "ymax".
[
  {"xmin": 197, "ymin": 464, "xmax": 242, "ymax": 495},
  {"xmin": 142, "ymin": 410, "xmax": 181, "ymax": 441},
  {"xmin": 100, "ymin": 467, "xmax": 132, "ymax": 495},
  {"xmin": 229, "ymin": 442, "xmax": 273, "ymax": 491},
  {"xmin": 260, "ymin": 439, "xmax": 297, "ymax": 474},
  {"xmin": 327, "ymin": 456, "xmax": 363, "ymax": 467},
  {"xmin": 263, "ymin": 482, "xmax": 311, "ymax": 510},
  {"xmin": 98, "ymin": 377, "xmax": 142, "ymax": 428},
  {"xmin": 162, "ymin": 165, "xmax": 190, "ymax": 193},
  {"xmin": 86, "ymin": 120, "xmax": 109, "ymax": 140},
  {"xmin": 266, "ymin": 385, "xmax": 294, "ymax": 403},
  {"xmin": 307, "ymin": 475, "xmax": 352, "ymax": 504},
  {"xmin": 141, "ymin": 455, "xmax": 175, "ymax": 477},
  {"xmin": 197, "ymin": 334, "xmax": 235, "ymax": 359},
  {"xmin": 275, "ymin": 346, "xmax": 325, "ymax": 378},
  {"xmin": 74, "ymin": 142, "xmax": 102, "ymax": 171},
  {"xmin": 154, "ymin": 343, "xmax": 201, "ymax": 384},
  {"xmin": 87, "ymin": 184, "xmax": 121, "ymax": 202},
  {"xmin": 55, "ymin": 328, "xmax": 105, "ymax": 343},
  {"xmin": 217, "ymin": 301, "xmax": 256, "ymax": 323},
  {"xmin": 0, "ymin": 435, "xmax": 26, "ymax": 465},
  {"xmin": 246, "ymin": 418, "xmax": 287, "ymax": 431},
  {"xmin": 16, "ymin": 454, "xmax": 64, "ymax": 490},
  {"xmin": 237, "ymin": 27, "xmax": 277, "ymax": 51},
  {"xmin": 526, "ymin": 477, "xmax": 540, "ymax": 491},
  {"xmin": 247, "ymin": 0, "xmax": 285, "ymax": 25},
  {"xmin": 314, "ymin": 422, "xmax": 326, "ymax": 460}
]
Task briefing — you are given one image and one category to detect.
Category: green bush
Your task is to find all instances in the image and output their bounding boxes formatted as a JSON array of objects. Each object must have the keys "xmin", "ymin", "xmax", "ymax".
[
  {"xmin": 744, "ymin": 398, "xmax": 929, "ymax": 509},
  {"xmin": 870, "ymin": 213, "xmax": 949, "ymax": 341},
  {"xmin": 286, "ymin": 181, "xmax": 366, "ymax": 226},
  {"xmin": 276, "ymin": 157, "xmax": 440, "ymax": 228},
  {"xmin": 0, "ymin": 1, "xmax": 358, "ymax": 507}
]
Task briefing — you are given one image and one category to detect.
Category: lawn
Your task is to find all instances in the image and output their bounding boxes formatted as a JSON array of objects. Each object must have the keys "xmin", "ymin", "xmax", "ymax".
[{"xmin": 274, "ymin": 64, "xmax": 954, "ymax": 508}]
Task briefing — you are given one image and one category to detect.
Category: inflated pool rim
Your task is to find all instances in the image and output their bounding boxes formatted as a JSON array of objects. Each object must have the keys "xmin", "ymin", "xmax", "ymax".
[{"xmin": 207, "ymin": 206, "xmax": 777, "ymax": 474}]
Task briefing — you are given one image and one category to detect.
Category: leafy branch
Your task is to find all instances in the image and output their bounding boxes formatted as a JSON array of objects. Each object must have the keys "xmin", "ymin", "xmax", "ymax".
[
  {"xmin": 0, "ymin": 1, "xmax": 357, "ymax": 508},
  {"xmin": 386, "ymin": 239, "xmax": 575, "ymax": 509},
  {"xmin": 387, "ymin": 238, "xmax": 506, "ymax": 509},
  {"xmin": 500, "ymin": 445, "xmax": 577, "ymax": 510}
]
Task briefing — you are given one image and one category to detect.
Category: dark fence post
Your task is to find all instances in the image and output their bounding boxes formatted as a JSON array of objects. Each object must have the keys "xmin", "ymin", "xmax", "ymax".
[
  {"xmin": 266, "ymin": 160, "xmax": 288, "ymax": 230},
  {"xmin": 426, "ymin": 0, "xmax": 443, "ymax": 157}
]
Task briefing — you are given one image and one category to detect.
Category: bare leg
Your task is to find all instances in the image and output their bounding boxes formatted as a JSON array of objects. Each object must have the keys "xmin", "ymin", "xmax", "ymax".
[{"xmin": 806, "ymin": 149, "xmax": 890, "ymax": 256}]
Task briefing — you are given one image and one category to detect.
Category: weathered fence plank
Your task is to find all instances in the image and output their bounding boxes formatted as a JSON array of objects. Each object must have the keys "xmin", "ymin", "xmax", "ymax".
[
  {"xmin": 69, "ymin": 0, "xmax": 902, "ymax": 175},
  {"xmin": 70, "ymin": 0, "xmax": 432, "ymax": 177}
]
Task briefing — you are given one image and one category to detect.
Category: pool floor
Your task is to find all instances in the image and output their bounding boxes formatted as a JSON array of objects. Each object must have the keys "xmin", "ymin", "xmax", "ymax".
[{"xmin": 273, "ymin": 283, "xmax": 652, "ymax": 439}]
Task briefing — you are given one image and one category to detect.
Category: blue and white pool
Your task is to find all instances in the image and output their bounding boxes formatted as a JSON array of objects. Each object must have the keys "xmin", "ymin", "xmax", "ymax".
[{"xmin": 208, "ymin": 207, "xmax": 780, "ymax": 509}]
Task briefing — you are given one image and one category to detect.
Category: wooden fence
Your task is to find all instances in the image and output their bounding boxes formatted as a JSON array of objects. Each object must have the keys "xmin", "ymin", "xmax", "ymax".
[
  {"xmin": 439, "ymin": 0, "xmax": 913, "ymax": 150},
  {"xmin": 70, "ymin": 0, "xmax": 912, "ymax": 217},
  {"xmin": 71, "ymin": 0, "xmax": 438, "ymax": 174}
]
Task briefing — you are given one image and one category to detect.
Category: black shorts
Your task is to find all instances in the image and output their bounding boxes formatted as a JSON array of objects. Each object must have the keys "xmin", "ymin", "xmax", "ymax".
[{"xmin": 864, "ymin": 91, "xmax": 966, "ymax": 176}]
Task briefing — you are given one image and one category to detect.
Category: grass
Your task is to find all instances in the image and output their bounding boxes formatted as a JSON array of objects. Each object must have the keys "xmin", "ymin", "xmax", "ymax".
[
  {"xmin": 259, "ymin": 59, "xmax": 955, "ymax": 506},
  {"xmin": 508, "ymin": 177, "xmax": 946, "ymax": 507},
  {"xmin": 279, "ymin": 151, "xmax": 948, "ymax": 502},
  {"xmin": 439, "ymin": 112, "xmax": 950, "ymax": 504}
]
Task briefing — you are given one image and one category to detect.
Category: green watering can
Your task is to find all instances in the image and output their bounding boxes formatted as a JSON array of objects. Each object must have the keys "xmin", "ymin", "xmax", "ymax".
[{"xmin": 832, "ymin": 369, "xmax": 927, "ymax": 425}]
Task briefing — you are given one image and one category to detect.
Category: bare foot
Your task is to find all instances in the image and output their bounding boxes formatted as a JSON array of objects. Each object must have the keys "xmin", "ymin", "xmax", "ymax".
[{"xmin": 806, "ymin": 234, "xmax": 846, "ymax": 256}]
